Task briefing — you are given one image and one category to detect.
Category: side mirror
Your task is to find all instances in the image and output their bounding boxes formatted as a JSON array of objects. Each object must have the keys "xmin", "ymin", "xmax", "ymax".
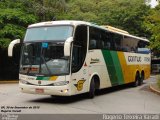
[
  {"xmin": 8, "ymin": 39, "xmax": 20, "ymax": 57},
  {"xmin": 64, "ymin": 37, "xmax": 73, "ymax": 56}
]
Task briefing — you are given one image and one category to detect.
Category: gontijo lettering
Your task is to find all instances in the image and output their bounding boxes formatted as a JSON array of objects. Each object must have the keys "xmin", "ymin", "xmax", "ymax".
[{"xmin": 128, "ymin": 56, "xmax": 141, "ymax": 62}]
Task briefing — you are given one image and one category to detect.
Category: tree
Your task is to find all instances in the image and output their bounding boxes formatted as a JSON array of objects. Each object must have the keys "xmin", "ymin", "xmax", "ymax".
[
  {"xmin": 144, "ymin": 4, "xmax": 160, "ymax": 50},
  {"xmin": 61, "ymin": 0, "xmax": 150, "ymax": 37},
  {"xmin": 0, "ymin": 0, "xmax": 38, "ymax": 79},
  {"xmin": 0, "ymin": 0, "xmax": 67, "ymax": 49},
  {"xmin": 0, "ymin": 0, "xmax": 37, "ymax": 48},
  {"xmin": 58, "ymin": 0, "xmax": 99, "ymax": 22},
  {"xmin": 103, "ymin": 0, "xmax": 150, "ymax": 37},
  {"xmin": 21, "ymin": 0, "xmax": 67, "ymax": 21}
]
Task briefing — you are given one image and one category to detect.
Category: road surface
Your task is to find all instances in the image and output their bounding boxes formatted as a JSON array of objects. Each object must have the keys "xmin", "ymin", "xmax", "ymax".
[{"xmin": 0, "ymin": 76, "xmax": 160, "ymax": 114}]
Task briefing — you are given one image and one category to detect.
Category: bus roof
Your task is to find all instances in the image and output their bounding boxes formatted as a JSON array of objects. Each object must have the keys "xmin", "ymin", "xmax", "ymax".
[
  {"xmin": 28, "ymin": 20, "xmax": 91, "ymax": 28},
  {"xmin": 28, "ymin": 20, "xmax": 149, "ymax": 42}
]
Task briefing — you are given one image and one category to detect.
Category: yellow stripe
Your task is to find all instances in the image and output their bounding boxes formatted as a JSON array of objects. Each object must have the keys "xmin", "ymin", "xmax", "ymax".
[
  {"xmin": 49, "ymin": 76, "xmax": 58, "ymax": 81},
  {"xmin": 118, "ymin": 52, "xmax": 150, "ymax": 84},
  {"xmin": 118, "ymin": 52, "xmax": 130, "ymax": 83}
]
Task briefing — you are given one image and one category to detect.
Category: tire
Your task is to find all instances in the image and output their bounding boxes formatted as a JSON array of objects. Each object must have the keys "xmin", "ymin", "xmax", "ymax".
[
  {"xmin": 133, "ymin": 73, "xmax": 140, "ymax": 87},
  {"xmin": 139, "ymin": 74, "xmax": 144, "ymax": 86},
  {"xmin": 51, "ymin": 95, "xmax": 56, "ymax": 98},
  {"xmin": 88, "ymin": 78, "xmax": 95, "ymax": 98}
]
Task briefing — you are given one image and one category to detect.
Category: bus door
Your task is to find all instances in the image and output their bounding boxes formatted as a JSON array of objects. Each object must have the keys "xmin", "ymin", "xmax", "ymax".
[{"xmin": 71, "ymin": 25, "xmax": 88, "ymax": 94}]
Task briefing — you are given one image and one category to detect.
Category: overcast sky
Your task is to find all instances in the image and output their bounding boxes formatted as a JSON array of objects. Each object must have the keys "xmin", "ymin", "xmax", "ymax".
[{"xmin": 150, "ymin": 0, "xmax": 159, "ymax": 8}]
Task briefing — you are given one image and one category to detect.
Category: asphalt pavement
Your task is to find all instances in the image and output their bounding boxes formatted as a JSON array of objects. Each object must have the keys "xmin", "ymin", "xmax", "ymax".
[{"xmin": 0, "ymin": 76, "xmax": 159, "ymax": 114}]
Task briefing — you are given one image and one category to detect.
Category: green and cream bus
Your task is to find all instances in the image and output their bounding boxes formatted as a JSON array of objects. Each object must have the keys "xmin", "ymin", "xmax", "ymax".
[{"xmin": 8, "ymin": 20, "xmax": 151, "ymax": 98}]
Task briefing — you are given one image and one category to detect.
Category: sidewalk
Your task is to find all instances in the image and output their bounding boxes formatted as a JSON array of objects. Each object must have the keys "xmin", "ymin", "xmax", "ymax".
[
  {"xmin": 0, "ymin": 80, "xmax": 18, "ymax": 84},
  {"xmin": 150, "ymin": 83, "xmax": 160, "ymax": 95}
]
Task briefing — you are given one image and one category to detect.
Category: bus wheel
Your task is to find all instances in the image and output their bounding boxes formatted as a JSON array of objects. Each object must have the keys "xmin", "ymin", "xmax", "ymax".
[
  {"xmin": 133, "ymin": 73, "xmax": 140, "ymax": 87},
  {"xmin": 139, "ymin": 73, "xmax": 144, "ymax": 86},
  {"xmin": 88, "ymin": 77, "xmax": 95, "ymax": 98}
]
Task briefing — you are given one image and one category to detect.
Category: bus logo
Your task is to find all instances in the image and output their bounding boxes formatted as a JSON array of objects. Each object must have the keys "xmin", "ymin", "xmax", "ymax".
[{"xmin": 74, "ymin": 80, "xmax": 86, "ymax": 91}]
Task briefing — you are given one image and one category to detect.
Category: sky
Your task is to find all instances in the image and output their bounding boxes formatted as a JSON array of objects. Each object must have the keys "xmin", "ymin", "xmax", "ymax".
[{"xmin": 150, "ymin": 0, "xmax": 159, "ymax": 8}]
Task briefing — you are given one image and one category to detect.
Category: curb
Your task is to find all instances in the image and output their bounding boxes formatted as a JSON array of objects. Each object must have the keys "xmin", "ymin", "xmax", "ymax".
[
  {"xmin": 149, "ymin": 84, "xmax": 160, "ymax": 95},
  {"xmin": 0, "ymin": 80, "xmax": 18, "ymax": 84}
]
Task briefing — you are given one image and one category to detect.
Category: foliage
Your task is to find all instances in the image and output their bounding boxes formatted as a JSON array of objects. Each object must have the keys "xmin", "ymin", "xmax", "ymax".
[
  {"xmin": 0, "ymin": 0, "xmax": 37, "ymax": 48},
  {"xmin": 144, "ymin": 4, "xmax": 160, "ymax": 50},
  {"xmin": 20, "ymin": 0, "xmax": 67, "ymax": 21},
  {"xmin": 62, "ymin": 0, "xmax": 150, "ymax": 37},
  {"xmin": 0, "ymin": 0, "xmax": 67, "ymax": 48},
  {"xmin": 0, "ymin": 0, "xmax": 160, "ymax": 50}
]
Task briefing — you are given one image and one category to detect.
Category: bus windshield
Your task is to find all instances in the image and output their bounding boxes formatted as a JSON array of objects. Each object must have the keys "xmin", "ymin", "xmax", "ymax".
[
  {"xmin": 24, "ymin": 26, "xmax": 73, "ymax": 42},
  {"xmin": 20, "ymin": 42, "xmax": 70, "ymax": 76}
]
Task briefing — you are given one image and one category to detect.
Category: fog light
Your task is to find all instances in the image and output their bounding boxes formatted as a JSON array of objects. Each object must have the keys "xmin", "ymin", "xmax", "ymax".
[{"xmin": 61, "ymin": 89, "xmax": 69, "ymax": 93}]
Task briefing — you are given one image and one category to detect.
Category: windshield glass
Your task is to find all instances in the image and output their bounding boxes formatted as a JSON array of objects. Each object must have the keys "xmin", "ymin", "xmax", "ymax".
[
  {"xmin": 20, "ymin": 42, "xmax": 70, "ymax": 76},
  {"xmin": 24, "ymin": 26, "xmax": 73, "ymax": 42}
]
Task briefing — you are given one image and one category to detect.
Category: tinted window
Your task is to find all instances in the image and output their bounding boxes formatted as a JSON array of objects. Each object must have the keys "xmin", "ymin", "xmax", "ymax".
[
  {"xmin": 72, "ymin": 25, "xmax": 88, "ymax": 73},
  {"xmin": 89, "ymin": 27, "xmax": 101, "ymax": 49},
  {"xmin": 122, "ymin": 36, "xmax": 137, "ymax": 52},
  {"xmin": 89, "ymin": 26, "xmax": 149, "ymax": 54}
]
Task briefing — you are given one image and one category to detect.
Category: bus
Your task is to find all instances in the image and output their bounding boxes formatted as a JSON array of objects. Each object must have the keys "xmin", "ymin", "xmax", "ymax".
[{"xmin": 8, "ymin": 20, "xmax": 151, "ymax": 98}]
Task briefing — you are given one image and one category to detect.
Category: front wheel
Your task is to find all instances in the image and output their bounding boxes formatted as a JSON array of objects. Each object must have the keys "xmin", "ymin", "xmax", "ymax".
[{"xmin": 88, "ymin": 78, "xmax": 95, "ymax": 98}]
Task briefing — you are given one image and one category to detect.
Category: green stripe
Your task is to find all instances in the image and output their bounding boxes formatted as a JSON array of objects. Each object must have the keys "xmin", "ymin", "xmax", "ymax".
[
  {"xmin": 110, "ymin": 51, "xmax": 124, "ymax": 84},
  {"xmin": 102, "ymin": 50, "xmax": 118, "ymax": 86},
  {"xmin": 36, "ymin": 76, "xmax": 50, "ymax": 80},
  {"xmin": 102, "ymin": 50, "xmax": 124, "ymax": 86}
]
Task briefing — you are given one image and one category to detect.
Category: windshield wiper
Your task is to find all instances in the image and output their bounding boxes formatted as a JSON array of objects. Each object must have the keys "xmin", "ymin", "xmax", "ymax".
[
  {"xmin": 40, "ymin": 55, "xmax": 52, "ymax": 75},
  {"xmin": 40, "ymin": 46, "xmax": 52, "ymax": 75}
]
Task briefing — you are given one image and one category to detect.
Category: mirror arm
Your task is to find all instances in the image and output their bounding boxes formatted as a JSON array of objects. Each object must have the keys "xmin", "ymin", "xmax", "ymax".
[
  {"xmin": 8, "ymin": 39, "xmax": 20, "ymax": 57},
  {"xmin": 64, "ymin": 37, "xmax": 73, "ymax": 56}
]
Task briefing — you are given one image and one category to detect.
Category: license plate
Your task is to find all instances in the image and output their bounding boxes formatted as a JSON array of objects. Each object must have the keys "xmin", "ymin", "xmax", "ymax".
[{"xmin": 35, "ymin": 88, "xmax": 44, "ymax": 93}]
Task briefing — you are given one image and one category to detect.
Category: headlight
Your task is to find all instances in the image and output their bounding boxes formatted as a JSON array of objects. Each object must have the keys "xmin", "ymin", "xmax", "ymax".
[{"xmin": 53, "ymin": 81, "xmax": 69, "ymax": 86}]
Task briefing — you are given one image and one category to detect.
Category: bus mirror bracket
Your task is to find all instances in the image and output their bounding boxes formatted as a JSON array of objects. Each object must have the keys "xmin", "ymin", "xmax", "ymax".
[
  {"xmin": 8, "ymin": 39, "xmax": 20, "ymax": 57},
  {"xmin": 64, "ymin": 37, "xmax": 73, "ymax": 57}
]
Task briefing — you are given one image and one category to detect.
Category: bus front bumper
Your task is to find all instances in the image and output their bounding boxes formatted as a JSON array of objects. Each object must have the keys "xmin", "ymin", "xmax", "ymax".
[{"xmin": 19, "ymin": 83, "xmax": 72, "ymax": 96}]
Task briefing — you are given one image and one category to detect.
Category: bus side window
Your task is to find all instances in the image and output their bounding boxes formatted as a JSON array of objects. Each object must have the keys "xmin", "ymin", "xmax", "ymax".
[
  {"xmin": 89, "ymin": 27, "xmax": 102, "ymax": 49},
  {"xmin": 113, "ymin": 33, "xmax": 123, "ymax": 51},
  {"xmin": 122, "ymin": 36, "xmax": 137, "ymax": 53},
  {"xmin": 89, "ymin": 27, "xmax": 97, "ymax": 49},
  {"xmin": 102, "ymin": 32, "xmax": 111, "ymax": 50},
  {"xmin": 90, "ymin": 39, "xmax": 97, "ymax": 49},
  {"xmin": 137, "ymin": 41, "xmax": 150, "ymax": 54}
]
